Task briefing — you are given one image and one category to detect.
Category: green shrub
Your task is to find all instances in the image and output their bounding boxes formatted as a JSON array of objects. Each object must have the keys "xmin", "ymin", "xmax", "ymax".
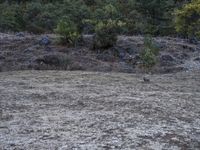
[
  {"xmin": 102, "ymin": 4, "xmax": 119, "ymax": 20},
  {"xmin": 143, "ymin": 36, "xmax": 160, "ymax": 55},
  {"xmin": 0, "ymin": 3, "xmax": 24, "ymax": 31},
  {"xmin": 0, "ymin": 0, "xmax": 188, "ymax": 37},
  {"xmin": 23, "ymin": 2, "xmax": 60, "ymax": 33},
  {"xmin": 140, "ymin": 36, "xmax": 159, "ymax": 68},
  {"xmin": 61, "ymin": 0, "xmax": 91, "ymax": 32},
  {"xmin": 140, "ymin": 49, "xmax": 157, "ymax": 68},
  {"xmin": 175, "ymin": 0, "xmax": 200, "ymax": 39},
  {"xmin": 93, "ymin": 20, "xmax": 125, "ymax": 49},
  {"xmin": 55, "ymin": 17, "xmax": 80, "ymax": 46}
]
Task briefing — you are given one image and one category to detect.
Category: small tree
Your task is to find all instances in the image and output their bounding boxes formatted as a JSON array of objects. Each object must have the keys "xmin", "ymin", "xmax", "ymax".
[
  {"xmin": 140, "ymin": 36, "xmax": 159, "ymax": 69},
  {"xmin": 55, "ymin": 17, "xmax": 80, "ymax": 46},
  {"xmin": 93, "ymin": 19, "xmax": 125, "ymax": 49},
  {"xmin": 175, "ymin": 0, "xmax": 200, "ymax": 39}
]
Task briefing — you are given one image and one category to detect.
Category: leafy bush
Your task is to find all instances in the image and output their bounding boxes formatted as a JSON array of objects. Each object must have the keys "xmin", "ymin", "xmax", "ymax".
[
  {"xmin": 102, "ymin": 4, "xmax": 119, "ymax": 20},
  {"xmin": 93, "ymin": 20, "xmax": 125, "ymax": 49},
  {"xmin": 24, "ymin": 2, "xmax": 60, "ymax": 33},
  {"xmin": 143, "ymin": 36, "xmax": 160, "ymax": 55},
  {"xmin": 0, "ymin": 0, "xmax": 194, "ymax": 37},
  {"xmin": 175, "ymin": 0, "xmax": 200, "ymax": 39},
  {"xmin": 55, "ymin": 17, "xmax": 80, "ymax": 46},
  {"xmin": 0, "ymin": 3, "xmax": 24, "ymax": 31},
  {"xmin": 61, "ymin": 0, "xmax": 91, "ymax": 32},
  {"xmin": 140, "ymin": 49, "xmax": 157, "ymax": 68},
  {"xmin": 140, "ymin": 36, "xmax": 160, "ymax": 68}
]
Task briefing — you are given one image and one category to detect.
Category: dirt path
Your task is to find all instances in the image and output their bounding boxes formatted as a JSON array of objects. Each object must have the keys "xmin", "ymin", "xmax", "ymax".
[{"xmin": 0, "ymin": 71, "xmax": 200, "ymax": 149}]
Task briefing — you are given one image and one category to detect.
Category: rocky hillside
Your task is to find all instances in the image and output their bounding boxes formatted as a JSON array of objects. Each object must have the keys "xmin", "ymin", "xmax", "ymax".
[{"xmin": 0, "ymin": 33, "xmax": 200, "ymax": 73}]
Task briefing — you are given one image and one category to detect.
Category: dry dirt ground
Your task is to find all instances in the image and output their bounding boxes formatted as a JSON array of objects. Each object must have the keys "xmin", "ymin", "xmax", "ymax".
[{"xmin": 0, "ymin": 71, "xmax": 200, "ymax": 150}]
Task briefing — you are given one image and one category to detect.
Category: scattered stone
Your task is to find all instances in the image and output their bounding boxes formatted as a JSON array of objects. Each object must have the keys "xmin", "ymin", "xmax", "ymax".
[
  {"xmin": 69, "ymin": 63, "xmax": 84, "ymax": 71},
  {"xmin": 160, "ymin": 66, "xmax": 185, "ymax": 73},
  {"xmin": 183, "ymin": 60, "xmax": 200, "ymax": 71},
  {"xmin": 16, "ymin": 32, "xmax": 25, "ymax": 37},
  {"xmin": 189, "ymin": 37, "xmax": 198, "ymax": 45},
  {"xmin": 161, "ymin": 54, "xmax": 174, "ymax": 61},
  {"xmin": 143, "ymin": 76, "xmax": 150, "ymax": 83},
  {"xmin": 96, "ymin": 53, "xmax": 115, "ymax": 62},
  {"xmin": 23, "ymin": 48, "xmax": 32, "ymax": 53},
  {"xmin": 174, "ymin": 53, "xmax": 189, "ymax": 60},
  {"xmin": 197, "ymin": 44, "xmax": 200, "ymax": 51},
  {"xmin": 119, "ymin": 62, "xmax": 134, "ymax": 73},
  {"xmin": 36, "ymin": 54, "xmax": 61, "ymax": 66},
  {"xmin": 0, "ymin": 55, "xmax": 5, "ymax": 60},
  {"xmin": 44, "ymin": 46, "xmax": 52, "ymax": 52},
  {"xmin": 39, "ymin": 36, "xmax": 51, "ymax": 46},
  {"xmin": 160, "ymin": 54, "xmax": 176, "ymax": 66},
  {"xmin": 194, "ymin": 57, "xmax": 200, "ymax": 62}
]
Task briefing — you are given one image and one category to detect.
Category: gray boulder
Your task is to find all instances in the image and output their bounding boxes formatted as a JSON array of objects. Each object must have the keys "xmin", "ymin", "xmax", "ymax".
[
  {"xmin": 39, "ymin": 36, "xmax": 51, "ymax": 46},
  {"xmin": 194, "ymin": 57, "xmax": 200, "ymax": 62},
  {"xmin": 16, "ymin": 32, "xmax": 25, "ymax": 37},
  {"xmin": 160, "ymin": 54, "xmax": 176, "ymax": 66}
]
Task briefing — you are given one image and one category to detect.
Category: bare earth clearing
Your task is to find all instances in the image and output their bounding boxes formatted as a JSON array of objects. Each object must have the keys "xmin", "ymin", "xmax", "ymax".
[{"xmin": 0, "ymin": 71, "xmax": 200, "ymax": 149}]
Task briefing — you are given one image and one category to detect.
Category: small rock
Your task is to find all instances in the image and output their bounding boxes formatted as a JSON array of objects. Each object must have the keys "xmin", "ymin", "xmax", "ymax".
[
  {"xmin": 44, "ymin": 46, "xmax": 52, "ymax": 52},
  {"xmin": 161, "ymin": 54, "xmax": 174, "ymax": 61},
  {"xmin": 189, "ymin": 37, "xmax": 198, "ymax": 45},
  {"xmin": 160, "ymin": 66, "xmax": 185, "ymax": 73},
  {"xmin": 39, "ymin": 36, "xmax": 51, "ymax": 46},
  {"xmin": 16, "ymin": 32, "xmax": 25, "ymax": 37},
  {"xmin": 96, "ymin": 53, "xmax": 115, "ymax": 62},
  {"xmin": 174, "ymin": 53, "xmax": 189, "ymax": 60},
  {"xmin": 194, "ymin": 57, "xmax": 200, "ymax": 62},
  {"xmin": 35, "ymin": 54, "xmax": 61, "ymax": 66},
  {"xmin": 197, "ymin": 44, "xmax": 200, "ymax": 51},
  {"xmin": 183, "ymin": 60, "xmax": 200, "ymax": 71},
  {"xmin": 119, "ymin": 62, "xmax": 134, "ymax": 73},
  {"xmin": 160, "ymin": 54, "xmax": 176, "ymax": 66},
  {"xmin": 69, "ymin": 63, "xmax": 84, "ymax": 71},
  {"xmin": 24, "ymin": 48, "xmax": 32, "ymax": 53},
  {"xmin": 143, "ymin": 77, "xmax": 150, "ymax": 83},
  {"xmin": 0, "ymin": 55, "xmax": 5, "ymax": 60}
]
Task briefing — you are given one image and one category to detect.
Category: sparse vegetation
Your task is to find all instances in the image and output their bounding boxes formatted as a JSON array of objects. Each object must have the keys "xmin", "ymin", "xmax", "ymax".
[
  {"xmin": 175, "ymin": 0, "xmax": 200, "ymax": 39},
  {"xmin": 93, "ymin": 20, "xmax": 124, "ymax": 49},
  {"xmin": 0, "ymin": 0, "xmax": 191, "ymax": 37},
  {"xmin": 55, "ymin": 17, "xmax": 80, "ymax": 46},
  {"xmin": 140, "ymin": 36, "xmax": 160, "ymax": 68}
]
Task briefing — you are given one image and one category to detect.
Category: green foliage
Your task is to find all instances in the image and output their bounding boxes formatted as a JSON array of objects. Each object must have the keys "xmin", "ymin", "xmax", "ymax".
[
  {"xmin": 140, "ymin": 49, "xmax": 157, "ymax": 68},
  {"xmin": 0, "ymin": 3, "xmax": 24, "ymax": 31},
  {"xmin": 55, "ymin": 17, "xmax": 80, "ymax": 46},
  {"xmin": 0, "ymin": 0, "xmax": 196, "ymax": 38},
  {"xmin": 175, "ymin": 0, "xmax": 200, "ymax": 39},
  {"xmin": 135, "ymin": 0, "xmax": 176, "ymax": 35},
  {"xmin": 0, "ymin": 1, "xmax": 61, "ymax": 33},
  {"xmin": 61, "ymin": 0, "xmax": 91, "ymax": 32},
  {"xmin": 23, "ymin": 2, "xmax": 60, "ymax": 33},
  {"xmin": 143, "ymin": 36, "xmax": 160, "ymax": 55},
  {"xmin": 140, "ymin": 36, "xmax": 160, "ymax": 68},
  {"xmin": 93, "ymin": 20, "xmax": 125, "ymax": 49}
]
